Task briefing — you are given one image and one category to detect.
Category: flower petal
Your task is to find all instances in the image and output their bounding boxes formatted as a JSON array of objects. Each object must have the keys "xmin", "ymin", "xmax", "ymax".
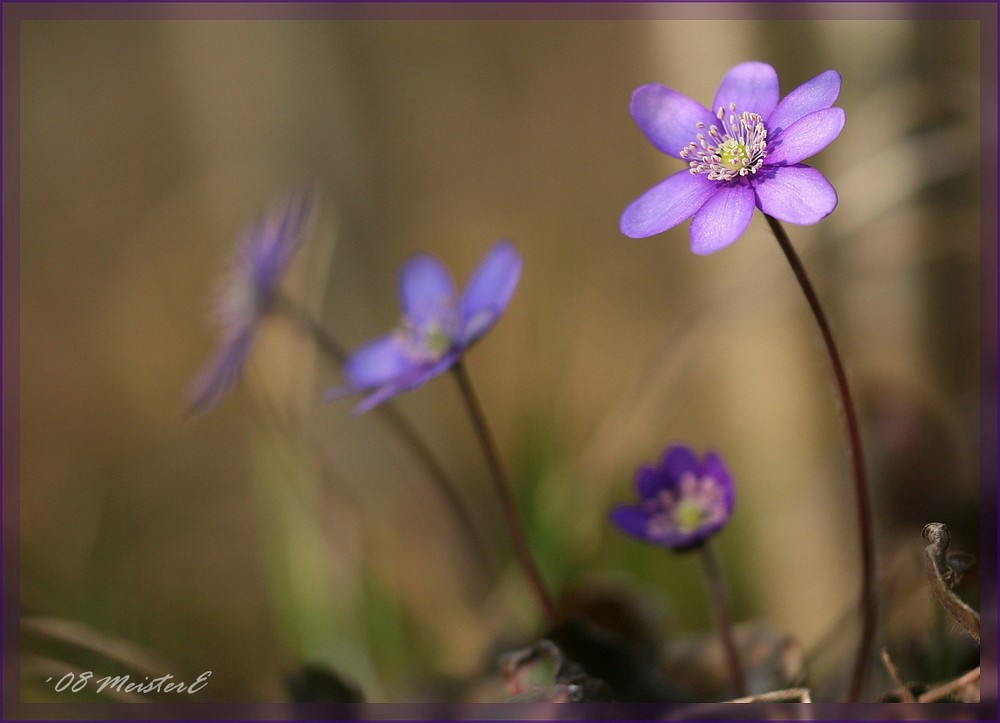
[
  {"xmin": 766, "ymin": 70, "xmax": 841, "ymax": 136},
  {"xmin": 621, "ymin": 170, "xmax": 717, "ymax": 239},
  {"xmin": 630, "ymin": 84, "xmax": 716, "ymax": 158},
  {"xmin": 689, "ymin": 183, "xmax": 756, "ymax": 255},
  {"xmin": 635, "ymin": 463, "xmax": 665, "ymax": 499},
  {"xmin": 353, "ymin": 378, "xmax": 415, "ymax": 415},
  {"xmin": 460, "ymin": 240, "xmax": 522, "ymax": 345},
  {"xmin": 461, "ymin": 308, "xmax": 498, "ymax": 347},
  {"xmin": 247, "ymin": 190, "xmax": 316, "ymax": 291},
  {"xmin": 610, "ymin": 505, "xmax": 654, "ymax": 541},
  {"xmin": 344, "ymin": 333, "xmax": 414, "ymax": 390},
  {"xmin": 713, "ymin": 61, "xmax": 780, "ymax": 118},
  {"xmin": 407, "ymin": 353, "xmax": 460, "ymax": 390},
  {"xmin": 399, "ymin": 254, "xmax": 457, "ymax": 326},
  {"xmin": 753, "ymin": 164, "xmax": 839, "ymax": 224},
  {"xmin": 619, "ymin": 509, "xmax": 709, "ymax": 550},
  {"xmin": 187, "ymin": 328, "xmax": 255, "ymax": 413},
  {"xmin": 660, "ymin": 445, "xmax": 700, "ymax": 484},
  {"xmin": 700, "ymin": 451, "xmax": 736, "ymax": 514},
  {"xmin": 356, "ymin": 353, "xmax": 459, "ymax": 412},
  {"xmin": 765, "ymin": 107, "xmax": 845, "ymax": 166}
]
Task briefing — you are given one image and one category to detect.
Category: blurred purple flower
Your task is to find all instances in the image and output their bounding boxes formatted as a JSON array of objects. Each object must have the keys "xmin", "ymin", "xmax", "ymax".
[
  {"xmin": 329, "ymin": 240, "xmax": 522, "ymax": 414},
  {"xmin": 621, "ymin": 61, "xmax": 845, "ymax": 254},
  {"xmin": 611, "ymin": 444, "xmax": 735, "ymax": 551},
  {"xmin": 187, "ymin": 191, "xmax": 315, "ymax": 413}
]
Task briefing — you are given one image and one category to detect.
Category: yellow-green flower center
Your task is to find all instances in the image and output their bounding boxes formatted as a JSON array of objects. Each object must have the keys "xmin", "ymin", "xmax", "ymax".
[
  {"xmin": 681, "ymin": 103, "xmax": 768, "ymax": 182},
  {"xmin": 423, "ymin": 322, "xmax": 452, "ymax": 356},
  {"xmin": 673, "ymin": 498, "xmax": 709, "ymax": 532},
  {"xmin": 719, "ymin": 138, "xmax": 751, "ymax": 171},
  {"xmin": 644, "ymin": 471, "xmax": 729, "ymax": 543},
  {"xmin": 398, "ymin": 307, "xmax": 461, "ymax": 363}
]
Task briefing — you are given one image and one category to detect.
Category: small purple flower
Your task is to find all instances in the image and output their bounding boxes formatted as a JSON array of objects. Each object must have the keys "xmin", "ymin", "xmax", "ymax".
[
  {"xmin": 611, "ymin": 444, "xmax": 735, "ymax": 551},
  {"xmin": 188, "ymin": 191, "xmax": 315, "ymax": 413},
  {"xmin": 330, "ymin": 240, "xmax": 522, "ymax": 414},
  {"xmin": 621, "ymin": 62, "xmax": 845, "ymax": 254}
]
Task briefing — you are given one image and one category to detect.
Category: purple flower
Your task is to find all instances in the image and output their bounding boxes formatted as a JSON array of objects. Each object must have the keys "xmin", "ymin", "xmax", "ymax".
[
  {"xmin": 187, "ymin": 191, "xmax": 315, "ymax": 413},
  {"xmin": 611, "ymin": 445, "xmax": 735, "ymax": 551},
  {"xmin": 621, "ymin": 62, "xmax": 845, "ymax": 254},
  {"xmin": 330, "ymin": 240, "xmax": 522, "ymax": 414}
]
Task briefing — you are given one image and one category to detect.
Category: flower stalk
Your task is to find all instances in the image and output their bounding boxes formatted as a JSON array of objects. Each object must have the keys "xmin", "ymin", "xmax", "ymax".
[
  {"xmin": 273, "ymin": 292, "xmax": 497, "ymax": 583},
  {"xmin": 451, "ymin": 359, "xmax": 559, "ymax": 626},
  {"xmin": 763, "ymin": 213, "xmax": 877, "ymax": 704},
  {"xmin": 272, "ymin": 291, "xmax": 349, "ymax": 364},
  {"xmin": 698, "ymin": 541, "xmax": 746, "ymax": 698}
]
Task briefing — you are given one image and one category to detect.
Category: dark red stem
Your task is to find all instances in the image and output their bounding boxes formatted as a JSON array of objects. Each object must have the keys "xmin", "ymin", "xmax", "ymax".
[{"xmin": 764, "ymin": 214, "xmax": 877, "ymax": 703}]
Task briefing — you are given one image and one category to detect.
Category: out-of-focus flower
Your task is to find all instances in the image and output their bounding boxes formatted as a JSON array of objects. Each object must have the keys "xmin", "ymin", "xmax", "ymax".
[
  {"xmin": 611, "ymin": 444, "xmax": 735, "ymax": 550},
  {"xmin": 621, "ymin": 61, "xmax": 844, "ymax": 254},
  {"xmin": 329, "ymin": 240, "xmax": 522, "ymax": 414},
  {"xmin": 187, "ymin": 191, "xmax": 315, "ymax": 412}
]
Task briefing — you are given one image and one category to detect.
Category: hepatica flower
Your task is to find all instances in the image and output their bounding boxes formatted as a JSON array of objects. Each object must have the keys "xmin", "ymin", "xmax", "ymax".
[
  {"xmin": 612, "ymin": 445, "xmax": 735, "ymax": 551},
  {"xmin": 331, "ymin": 240, "xmax": 522, "ymax": 414},
  {"xmin": 188, "ymin": 192, "xmax": 315, "ymax": 412},
  {"xmin": 621, "ymin": 62, "xmax": 845, "ymax": 254}
]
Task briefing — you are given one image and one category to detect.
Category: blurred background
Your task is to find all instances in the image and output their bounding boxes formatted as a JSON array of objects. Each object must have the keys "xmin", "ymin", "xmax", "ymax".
[{"xmin": 13, "ymin": 5, "xmax": 988, "ymax": 707}]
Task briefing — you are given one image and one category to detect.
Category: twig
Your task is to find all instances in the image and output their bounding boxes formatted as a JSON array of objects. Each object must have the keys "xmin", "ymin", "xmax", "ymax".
[
  {"xmin": 880, "ymin": 647, "xmax": 917, "ymax": 703},
  {"xmin": 21, "ymin": 617, "xmax": 172, "ymax": 676},
  {"xmin": 921, "ymin": 523, "xmax": 980, "ymax": 643},
  {"xmin": 664, "ymin": 688, "xmax": 812, "ymax": 719},
  {"xmin": 918, "ymin": 666, "xmax": 980, "ymax": 703},
  {"xmin": 729, "ymin": 687, "xmax": 812, "ymax": 703}
]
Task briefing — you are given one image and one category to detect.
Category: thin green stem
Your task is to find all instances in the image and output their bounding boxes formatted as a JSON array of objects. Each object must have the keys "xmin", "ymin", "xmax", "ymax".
[
  {"xmin": 763, "ymin": 214, "xmax": 877, "ymax": 703},
  {"xmin": 271, "ymin": 293, "xmax": 496, "ymax": 581},
  {"xmin": 698, "ymin": 542, "xmax": 746, "ymax": 698},
  {"xmin": 451, "ymin": 360, "xmax": 559, "ymax": 626}
]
